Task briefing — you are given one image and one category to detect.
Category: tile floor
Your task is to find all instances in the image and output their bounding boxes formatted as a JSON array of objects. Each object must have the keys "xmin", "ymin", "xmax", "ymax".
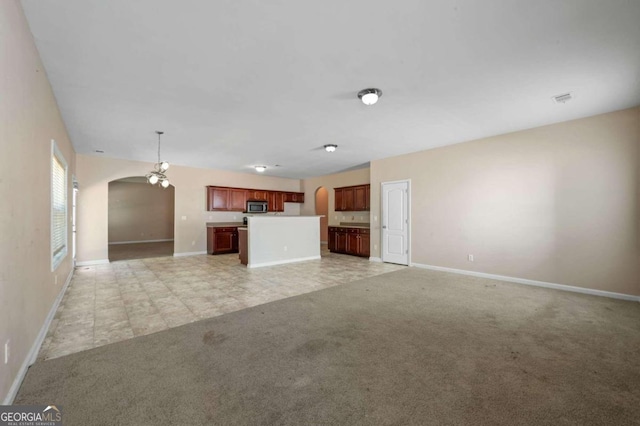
[{"xmin": 38, "ymin": 249, "xmax": 404, "ymax": 361}]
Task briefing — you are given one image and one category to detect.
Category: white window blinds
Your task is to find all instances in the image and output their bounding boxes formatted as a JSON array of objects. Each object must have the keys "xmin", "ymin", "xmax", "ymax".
[{"xmin": 51, "ymin": 141, "xmax": 67, "ymax": 270}]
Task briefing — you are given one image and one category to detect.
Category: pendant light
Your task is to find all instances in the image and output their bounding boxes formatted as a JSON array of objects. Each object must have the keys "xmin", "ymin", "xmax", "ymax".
[{"xmin": 146, "ymin": 131, "xmax": 170, "ymax": 188}]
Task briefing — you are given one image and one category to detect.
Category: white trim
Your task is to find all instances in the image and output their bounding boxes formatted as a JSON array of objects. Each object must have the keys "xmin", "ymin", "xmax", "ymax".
[
  {"xmin": 412, "ymin": 263, "xmax": 640, "ymax": 302},
  {"xmin": 173, "ymin": 251, "xmax": 206, "ymax": 257},
  {"xmin": 248, "ymin": 255, "xmax": 321, "ymax": 268},
  {"xmin": 109, "ymin": 239, "xmax": 174, "ymax": 245},
  {"xmin": 76, "ymin": 259, "xmax": 110, "ymax": 266},
  {"xmin": 369, "ymin": 257, "xmax": 382, "ymax": 263},
  {"xmin": 3, "ymin": 268, "xmax": 74, "ymax": 404}
]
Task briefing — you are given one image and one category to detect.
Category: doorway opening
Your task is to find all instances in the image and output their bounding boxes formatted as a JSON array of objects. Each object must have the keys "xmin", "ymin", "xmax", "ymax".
[
  {"xmin": 315, "ymin": 186, "xmax": 329, "ymax": 247},
  {"xmin": 108, "ymin": 176, "xmax": 175, "ymax": 261}
]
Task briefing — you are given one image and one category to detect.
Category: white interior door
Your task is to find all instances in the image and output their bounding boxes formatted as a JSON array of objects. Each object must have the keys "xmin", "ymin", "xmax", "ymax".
[{"xmin": 382, "ymin": 180, "xmax": 409, "ymax": 265}]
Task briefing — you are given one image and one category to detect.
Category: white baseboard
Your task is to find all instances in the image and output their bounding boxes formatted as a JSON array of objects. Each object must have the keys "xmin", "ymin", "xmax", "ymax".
[
  {"xmin": 248, "ymin": 255, "xmax": 321, "ymax": 268},
  {"xmin": 411, "ymin": 263, "xmax": 640, "ymax": 302},
  {"xmin": 173, "ymin": 251, "xmax": 207, "ymax": 257},
  {"xmin": 76, "ymin": 259, "xmax": 109, "ymax": 266},
  {"xmin": 3, "ymin": 268, "xmax": 74, "ymax": 404},
  {"xmin": 369, "ymin": 257, "xmax": 382, "ymax": 263},
  {"xmin": 108, "ymin": 239, "xmax": 174, "ymax": 245}
]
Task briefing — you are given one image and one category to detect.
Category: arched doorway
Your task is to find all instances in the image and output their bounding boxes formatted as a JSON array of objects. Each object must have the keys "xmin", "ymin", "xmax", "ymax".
[
  {"xmin": 315, "ymin": 187, "xmax": 329, "ymax": 247},
  {"xmin": 108, "ymin": 176, "xmax": 175, "ymax": 261}
]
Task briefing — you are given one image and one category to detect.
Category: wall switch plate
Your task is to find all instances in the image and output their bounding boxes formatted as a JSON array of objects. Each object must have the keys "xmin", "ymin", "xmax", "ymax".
[
  {"xmin": 181, "ymin": 216, "xmax": 187, "ymax": 220},
  {"xmin": 4, "ymin": 340, "xmax": 9, "ymax": 364}
]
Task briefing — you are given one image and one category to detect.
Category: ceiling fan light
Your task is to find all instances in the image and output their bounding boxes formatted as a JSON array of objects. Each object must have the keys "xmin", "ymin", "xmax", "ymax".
[
  {"xmin": 161, "ymin": 179, "xmax": 170, "ymax": 188},
  {"xmin": 324, "ymin": 144, "xmax": 337, "ymax": 152},
  {"xmin": 159, "ymin": 161, "xmax": 169, "ymax": 171},
  {"xmin": 255, "ymin": 165, "xmax": 267, "ymax": 172},
  {"xmin": 148, "ymin": 174, "xmax": 159, "ymax": 185}
]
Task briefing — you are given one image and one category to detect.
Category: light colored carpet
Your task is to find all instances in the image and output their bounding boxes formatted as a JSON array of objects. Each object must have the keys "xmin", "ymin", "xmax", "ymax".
[{"xmin": 15, "ymin": 268, "xmax": 640, "ymax": 425}]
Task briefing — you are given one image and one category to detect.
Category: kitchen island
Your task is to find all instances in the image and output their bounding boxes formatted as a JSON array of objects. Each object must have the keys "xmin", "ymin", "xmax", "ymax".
[{"xmin": 240, "ymin": 215, "xmax": 321, "ymax": 268}]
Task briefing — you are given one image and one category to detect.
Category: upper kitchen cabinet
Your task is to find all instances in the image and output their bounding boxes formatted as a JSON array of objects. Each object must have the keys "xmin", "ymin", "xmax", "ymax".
[
  {"xmin": 207, "ymin": 186, "xmax": 304, "ymax": 211},
  {"xmin": 283, "ymin": 192, "xmax": 304, "ymax": 203},
  {"xmin": 207, "ymin": 186, "xmax": 247, "ymax": 211},
  {"xmin": 334, "ymin": 184, "xmax": 370, "ymax": 211},
  {"xmin": 248, "ymin": 190, "xmax": 268, "ymax": 201},
  {"xmin": 267, "ymin": 191, "xmax": 284, "ymax": 212}
]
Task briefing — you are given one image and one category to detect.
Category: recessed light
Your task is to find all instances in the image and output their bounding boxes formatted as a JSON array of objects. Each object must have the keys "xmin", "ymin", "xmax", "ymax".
[
  {"xmin": 255, "ymin": 165, "xmax": 267, "ymax": 172},
  {"xmin": 324, "ymin": 144, "xmax": 338, "ymax": 152}
]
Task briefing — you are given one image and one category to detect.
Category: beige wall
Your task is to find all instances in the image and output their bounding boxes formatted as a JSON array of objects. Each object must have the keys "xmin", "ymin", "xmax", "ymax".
[
  {"xmin": 301, "ymin": 168, "xmax": 371, "ymax": 226},
  {"xmin": 76, "ymin": 155, "xmax": 301, "ymax": 262},
  {"xmin": 371, "ymin": 107, "xmax": 640, "ymax": 296},
  {"xmin": 108, "ymin": 180, "xmax": 175, "ymax": 243},
  {"xmin": 0, "ymin": 1, "xmax": 76, "ymax": 401}
]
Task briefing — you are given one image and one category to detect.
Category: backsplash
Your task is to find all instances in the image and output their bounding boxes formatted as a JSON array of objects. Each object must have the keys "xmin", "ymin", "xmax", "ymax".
[{"xmin": 331, "ymin": 213, "xmax": 370, "ymax": 225}]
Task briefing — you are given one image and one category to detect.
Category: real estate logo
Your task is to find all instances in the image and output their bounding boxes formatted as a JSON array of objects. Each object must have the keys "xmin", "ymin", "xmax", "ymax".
[{"xmin": 0, "ymin": 405, "xmax": 62, "ymax": 426}]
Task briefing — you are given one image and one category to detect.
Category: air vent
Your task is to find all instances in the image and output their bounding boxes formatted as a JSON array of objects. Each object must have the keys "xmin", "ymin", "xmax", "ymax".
[{"xmin": 553, "ymin": 92, "xmax": 573, "ymax": 104}]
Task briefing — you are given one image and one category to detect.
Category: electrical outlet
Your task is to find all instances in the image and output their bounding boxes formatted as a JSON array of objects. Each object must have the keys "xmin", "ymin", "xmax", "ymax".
[
  {"xmin": 181, "ymin": 216, "xmax": 187, "ymax": 221},
  {"xmin": 284, "ymin": 246, "xmax": 288, "ymax": 252},
  {"xmin": 4, "ymin": 340, "xmax": 9, "ymax": 364},
  {"xmin": 191, "ymin": 241, "xmax": 195, "ymax": 246},
  {"xmin": 468, "ymin": 254, "xmax": 474, "ymax": 262},
  {"xmin": 374, "ymin": 244, "xmax": 378, "ymax": 250},
  {"xmin": 54, "ymin": 275, "xmax": 58, "ymax": 285}
]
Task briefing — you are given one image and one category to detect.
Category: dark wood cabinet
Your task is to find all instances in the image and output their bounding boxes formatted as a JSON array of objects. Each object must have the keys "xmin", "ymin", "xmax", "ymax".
[
  {"xmin": 283, "ymin": 192, "xmax": 304, "ymax": 203},
  {"xmin": 208, "ymin": 187, "xmax": 230, "ymax": 211},
  {"xmin": 229, "ymin": 189, "xmax": 247, "ymax": 211},
  {"xmin": 354, "ymin": 186, "xmax": 367, "ymax": 211},
  {"xmin": 207, "ymin": 186, "xmax": 304, "ymax": 211},
  {"xmin": 328, "ymin": 226, "xmax": 369, "ymax": 257},
  {"xmin": 267, "ymin": 191, "xmax": 284, "ymax": 212},
  {"xmin": 334, "ymin": 184, "xmax": 370, "ymax": 211},
  {"xmin": 335, "ymin": 189, "xmax": 344, "ymax": 211},
  {"xmin": 207, "ymin": 227, "xmax": 239, "ymax": 254},
  {"xmin": 248, "ymin": 190, "xmax": 268, "ymax": 201}
]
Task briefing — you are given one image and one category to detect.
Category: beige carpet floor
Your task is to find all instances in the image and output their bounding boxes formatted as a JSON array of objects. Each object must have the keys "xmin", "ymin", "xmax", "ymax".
[{"xmin": 15, "ymin": 268, "xmax": 640, "ymax": 425}]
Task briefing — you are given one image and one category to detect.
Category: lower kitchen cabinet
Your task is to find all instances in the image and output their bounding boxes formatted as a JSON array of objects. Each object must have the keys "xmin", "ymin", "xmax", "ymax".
[
  {"xmin": 207, "ymin": 227, "xmax": 239, "ymax": 254},
  {"xmin": 328, "ymin": 227, "xmax": 370, "ymax": 257}
]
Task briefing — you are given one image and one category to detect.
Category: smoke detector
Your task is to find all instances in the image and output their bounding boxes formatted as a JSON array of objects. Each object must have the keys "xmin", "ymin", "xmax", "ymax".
[{"xmin": 552, "ymin": 92, "xmax": 573, "ymax": 104}]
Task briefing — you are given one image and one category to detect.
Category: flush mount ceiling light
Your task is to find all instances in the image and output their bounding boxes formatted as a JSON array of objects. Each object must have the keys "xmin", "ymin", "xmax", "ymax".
[
  {"xmin": 255, "ymin": 165, "xmax": 267, "ymax": 172},
  {"xmin": 324, "ymin": 144, "xmax": 338, "ymax": 152},
  {"xmin": 145, "ymin": 131, "xmax": 170, "ymax": 188},
  {"xmin": 357, "ymin": 88, "xmax": 382, "ymax": 106}
]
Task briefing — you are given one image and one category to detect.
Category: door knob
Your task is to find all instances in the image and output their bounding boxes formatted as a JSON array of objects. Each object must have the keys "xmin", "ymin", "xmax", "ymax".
[{"xmin": 382, "ymin": 225, "xmax": 387, "ymax": 229}]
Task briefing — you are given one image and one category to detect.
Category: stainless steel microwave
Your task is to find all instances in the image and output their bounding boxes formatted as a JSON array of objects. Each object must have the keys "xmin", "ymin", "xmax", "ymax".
[{"xmin": 246, "ymin": 200, "xmax": 268, "ymax": 213}]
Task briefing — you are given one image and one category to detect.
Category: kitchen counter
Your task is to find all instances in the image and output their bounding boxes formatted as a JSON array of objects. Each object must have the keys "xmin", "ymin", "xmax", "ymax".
[
  {"xmin": 206, "ymin": 222, "xmax": 244, "ymax": 227},
  {"xmin": 330, "ymin": 222, "xmax": 370, "ymax": 229}
]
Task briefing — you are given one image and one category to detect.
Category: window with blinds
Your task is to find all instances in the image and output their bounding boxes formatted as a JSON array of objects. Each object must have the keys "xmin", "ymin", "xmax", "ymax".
[{"xmin": 51, "ymin": 140, "xmax": 68, "ymax": 270}]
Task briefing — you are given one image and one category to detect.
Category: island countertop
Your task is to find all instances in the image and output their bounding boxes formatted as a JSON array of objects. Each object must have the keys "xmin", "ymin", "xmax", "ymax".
[{"xmin": 206, "ymin": 222, "xmax": 244, "ymax": 227}]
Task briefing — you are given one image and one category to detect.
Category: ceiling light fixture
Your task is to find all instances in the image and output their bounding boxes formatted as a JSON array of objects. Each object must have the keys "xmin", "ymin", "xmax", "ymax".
[
  {"xmin": 255, "ymin": 165, "xmax": 267, "ymax": 172},
  {"xmin": 324, "ymin": 144, "xmax": 338, "ymax": 152},
  {"xmin": 146, "ymin": 131, "xmax": 170, "ymax": 188},
  {"xmin": 358, "ymin": 88, "xmax": 382, "ymax": 106}
]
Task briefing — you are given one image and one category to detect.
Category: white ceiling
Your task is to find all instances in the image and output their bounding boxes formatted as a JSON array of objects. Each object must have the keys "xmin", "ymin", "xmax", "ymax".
[{"xmin": 21, "ymin": 0, "xmax": 640, "ymax": 179}]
